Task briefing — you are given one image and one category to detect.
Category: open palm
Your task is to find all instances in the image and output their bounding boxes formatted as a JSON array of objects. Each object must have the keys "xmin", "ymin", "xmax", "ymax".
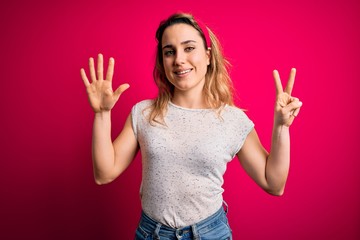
[{"xmin": 80, "ymin": 53, "xmax": 129, "ymax": 113}]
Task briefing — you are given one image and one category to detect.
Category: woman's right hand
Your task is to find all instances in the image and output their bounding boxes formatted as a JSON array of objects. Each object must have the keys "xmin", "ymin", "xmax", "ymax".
[{"xmin": 80, "ymin": 53, "xmax": 129, "ymax": 113}]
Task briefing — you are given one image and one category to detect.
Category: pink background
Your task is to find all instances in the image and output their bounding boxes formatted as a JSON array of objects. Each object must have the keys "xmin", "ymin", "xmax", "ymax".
[{"xmin": 1, "ymin": 0, "xmax": 359, "ymax": 239}]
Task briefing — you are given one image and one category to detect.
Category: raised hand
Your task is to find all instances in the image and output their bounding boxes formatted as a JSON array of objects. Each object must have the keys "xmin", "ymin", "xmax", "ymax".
[
  {"xmin": 80, "ymin": 53, "xmax": 129, "ymax": 113},
  {"xmin": 273, "ymin": 68, "xmax": 302, "ymax": 127}
]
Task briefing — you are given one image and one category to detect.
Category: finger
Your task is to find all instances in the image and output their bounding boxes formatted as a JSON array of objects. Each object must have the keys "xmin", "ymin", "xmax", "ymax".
[
  {"xmin": 283, "ymin": 99, "xmax": 302, "ymax": 113},
  {"xmin": 89, "ymin": 57, "xmax": 96, "ymax": 82},
  {"xmin": 114, "ymin": 83, "xmax": 130, "ymax": 98},
  {"xmin": 80, "ymin": 68, "xmax": 90, "ymax": 87},
  {"xmin": 292, "ymin": 107, "xmax": 301, "ymax": 117},
  {"xmin": 285, "ymin": 68, "xmax": 296, "ymax": 95},
  {"xmin": 97, "ymin": 53, "xmax": 104, "ymax": 80},
  {"xmin": 106, "ymin": 57, "xmax": 115, "ymax": 81},
  {"xmin": 273, "ymin": 70, "xmax": 283, "ymax": 94}
]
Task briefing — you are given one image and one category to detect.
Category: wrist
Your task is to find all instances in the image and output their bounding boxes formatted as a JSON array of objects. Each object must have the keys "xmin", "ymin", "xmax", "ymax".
[
  {"xmin": 273, "ymin": 123, "xmax": 290, "ymax": 133},
  {"xmin": 273, "ymin": 115, "xmax": 292, "ymax": 129},
  {"xmin": 94, "ymin": 110, "xmax": 111, "ymax": 119}
]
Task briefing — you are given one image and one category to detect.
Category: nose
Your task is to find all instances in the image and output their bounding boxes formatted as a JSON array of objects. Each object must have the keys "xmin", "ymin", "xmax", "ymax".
[{"xmin": 174, "ymin": 51, "xmax": 185, "ymax": 66}]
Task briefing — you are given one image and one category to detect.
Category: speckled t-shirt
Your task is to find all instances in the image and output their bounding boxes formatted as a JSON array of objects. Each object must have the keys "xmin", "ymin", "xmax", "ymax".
[{"xmin": 131, "ymin": 100, "xmax": 254, "ymax": 228}]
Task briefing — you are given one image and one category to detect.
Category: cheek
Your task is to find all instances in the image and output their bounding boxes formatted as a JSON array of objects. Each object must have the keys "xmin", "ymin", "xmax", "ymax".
[
  {"xmin": 163, "ymin": 58, "xmax": 172, "ymax": 70},
  {"xmin": 192, "ymin": 55, "xmax": 208, "ymax": 73},
  {"xmin": 162, "ymin": 59, "xmax": 173, "ymax": 78},
  {"xmin": 191, "ymin": 52, "xmax": 208, "ymax": 67}
]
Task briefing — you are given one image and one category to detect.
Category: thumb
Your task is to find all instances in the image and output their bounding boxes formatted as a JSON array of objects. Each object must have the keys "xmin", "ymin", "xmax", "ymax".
[
  {"xmin": 284, "ymin": 99, "xmax": 302, "ymax": 113},
  {"xmin": 114, "ymin": 83, "xmax": 130, "ymax": 98}
]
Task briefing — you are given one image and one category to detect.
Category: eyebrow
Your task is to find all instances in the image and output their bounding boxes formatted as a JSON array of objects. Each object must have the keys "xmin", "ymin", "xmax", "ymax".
[{"xmin": 162, "ymin": 40, "xmax": 197, "ymax": 50}]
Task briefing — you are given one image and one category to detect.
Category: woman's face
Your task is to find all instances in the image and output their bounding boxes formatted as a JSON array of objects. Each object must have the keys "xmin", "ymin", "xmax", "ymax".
[{"xmin": 161, "ymin": 23, "xmax": 210, "ymax": 95}]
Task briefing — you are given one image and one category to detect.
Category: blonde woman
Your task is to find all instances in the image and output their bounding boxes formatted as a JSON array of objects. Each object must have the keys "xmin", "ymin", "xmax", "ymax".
[{"xmin": 80, "ymin": 13, "xmax": 302, "ymax": 240}]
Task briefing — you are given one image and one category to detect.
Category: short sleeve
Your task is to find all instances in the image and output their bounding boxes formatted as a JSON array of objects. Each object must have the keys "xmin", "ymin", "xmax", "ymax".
[
  {"xmin": 130, "ymin": 100, "xmax": 153, "ymax": 140},
  {"xmin": 231, "ymin": 109, "xmax": 255, "ymax": 158},
  {"xmin": 131, "ymin": 103, "xmax": 138, "ymax": 140}
]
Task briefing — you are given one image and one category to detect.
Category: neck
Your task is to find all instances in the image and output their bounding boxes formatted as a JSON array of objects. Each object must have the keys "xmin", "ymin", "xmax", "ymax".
[{"xmin": 171, "ymin": 90, "xmax": 208, "ymax": 109}]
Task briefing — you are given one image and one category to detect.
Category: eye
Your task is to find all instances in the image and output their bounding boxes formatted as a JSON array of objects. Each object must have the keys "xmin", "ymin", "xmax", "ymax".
[
  {"xmin": 164, "ymin": 50, "xmax": 175, "ymax": 56},
  {"xmin": 185, "ymin": 46, "xmax": 195, "ymax": 52}
]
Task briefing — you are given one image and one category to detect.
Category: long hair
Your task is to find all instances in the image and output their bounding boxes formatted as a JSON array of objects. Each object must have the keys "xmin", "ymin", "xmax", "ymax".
[{"xmin": 149, "ymin": 13, "xmax": 235, "ymax": 125}]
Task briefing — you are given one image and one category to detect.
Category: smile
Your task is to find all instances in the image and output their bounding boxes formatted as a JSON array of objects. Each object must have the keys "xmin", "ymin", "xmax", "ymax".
[{"xmin": 174, "ymin": 69, "xmax": 192, "ymax": 75}]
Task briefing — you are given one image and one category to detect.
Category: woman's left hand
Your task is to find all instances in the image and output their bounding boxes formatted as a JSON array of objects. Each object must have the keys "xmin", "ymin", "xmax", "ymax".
[{"xmin": 273, "ymin": 68, "xmax": 302, "ymax": 127}]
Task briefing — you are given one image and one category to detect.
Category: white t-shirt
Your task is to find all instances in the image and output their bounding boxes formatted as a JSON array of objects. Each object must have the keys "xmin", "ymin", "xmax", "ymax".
[{"xmin": 131, "ymin": 100, "xmax": 254, "ymax": 228}]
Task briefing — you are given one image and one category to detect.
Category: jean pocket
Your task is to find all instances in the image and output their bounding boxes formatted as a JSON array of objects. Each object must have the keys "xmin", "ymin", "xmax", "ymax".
[
  {"xmin": 198, "ymin": 219, "xmax": 232, "ymax": 240},
  {"xmin": 135, "ymin": 225, "xmax": 151, "ymax": 240},
  {"xmin": 220, "ymin": 215, "xmax": 232, "ymax": 231},
  {"xmin": 221, "ymin": 217, "xmax": 233, "ymax": 239}
]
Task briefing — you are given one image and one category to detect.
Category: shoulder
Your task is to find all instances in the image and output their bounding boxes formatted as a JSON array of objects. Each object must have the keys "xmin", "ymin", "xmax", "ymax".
[
  {"xmin": 131, "ymin": 99, "xmax": 154, "ymax": 132},
  {"xmin": 132, "ymin": 99, "xmax": 154, "ymax": 114},
  {"xmin": 133, "ymin": 99, "xmax": 154, "ymax": 109},
  {"xmin": 221, "ymin": 105, "xmax": 254, "ymax": 130},
  {"xmin": 222, "ymin": 105, "xmax": 250, "ymax": 120},
  {"xmin": 131, "ymin": 99, "xmax": 155, "ymax": 121}
]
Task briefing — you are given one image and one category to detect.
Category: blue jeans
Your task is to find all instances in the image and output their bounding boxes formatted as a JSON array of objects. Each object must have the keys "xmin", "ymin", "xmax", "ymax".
[{"xmin": 135, "ymin": 204, "xmax": 232, "ymax": 240}]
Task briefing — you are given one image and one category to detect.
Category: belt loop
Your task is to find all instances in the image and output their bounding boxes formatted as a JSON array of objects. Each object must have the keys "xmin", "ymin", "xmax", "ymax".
[
  {"xmin": 223, "ymin": 200, "xmax": 229, "ymax": 214},
  {"xmin": 191, "ymin": 224, "xmax": 200, "ymax": 240},
  {"xmin": 154, "ymin": 223, "xmax": 162, "ymax": 240}
]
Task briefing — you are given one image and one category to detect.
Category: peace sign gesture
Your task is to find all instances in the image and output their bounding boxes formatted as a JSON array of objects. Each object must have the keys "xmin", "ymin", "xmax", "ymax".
[
  {"xmin": 273, "ymin": 68, "xmax": 302, "ymax": 127},
  {"xmin": 80, "ymin": 53, "xmax": 130, "ymax": 113}
]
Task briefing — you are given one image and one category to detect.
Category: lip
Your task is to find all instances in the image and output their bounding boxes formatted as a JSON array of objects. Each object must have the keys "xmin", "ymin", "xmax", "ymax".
[{"xmin": 173, "ymin": 68, "xmax": 193, "ymax": 77}]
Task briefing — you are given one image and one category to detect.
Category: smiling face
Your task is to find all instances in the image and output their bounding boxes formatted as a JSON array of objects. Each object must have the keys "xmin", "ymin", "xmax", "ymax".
[{"xmin": 161, "ymin": 23, "xmax": 210, "ymax": 96}]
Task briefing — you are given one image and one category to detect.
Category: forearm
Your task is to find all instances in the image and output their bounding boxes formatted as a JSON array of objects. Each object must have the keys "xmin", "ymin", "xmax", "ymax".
[
  {"xmin": 92, "ymin": 111, "xmax": 116, "ymax": 183},
  {"xmin": 265, "ymin": 123, "xmax": 290, "ymax": 195}
]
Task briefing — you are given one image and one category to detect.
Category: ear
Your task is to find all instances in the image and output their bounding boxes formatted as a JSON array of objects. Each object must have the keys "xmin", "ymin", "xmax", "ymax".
[{"xmin": 206, "ymin": 48, "xmax": 211, "ymax": 65}]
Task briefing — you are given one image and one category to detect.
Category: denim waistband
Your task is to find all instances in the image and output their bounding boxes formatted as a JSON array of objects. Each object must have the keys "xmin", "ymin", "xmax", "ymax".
[{"xmin": 139, "ymin": 203, "xmax": 228, "ymax": 239}]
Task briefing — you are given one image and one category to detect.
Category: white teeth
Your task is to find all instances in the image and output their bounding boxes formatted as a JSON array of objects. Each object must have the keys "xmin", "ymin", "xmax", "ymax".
[{"xmin": 176, "ymin": 69, "xmax": 191, "ymax": 75}]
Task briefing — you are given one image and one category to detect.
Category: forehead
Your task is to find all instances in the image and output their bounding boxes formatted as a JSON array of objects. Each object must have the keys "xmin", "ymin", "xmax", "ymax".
[{"xmin": 161, "ymin": 23, "xmax": 202, "ymax": 46}]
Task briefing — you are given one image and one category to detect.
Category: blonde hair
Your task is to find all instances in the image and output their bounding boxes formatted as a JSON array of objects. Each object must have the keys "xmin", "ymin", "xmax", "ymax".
[{"xmin": 150, "ymin": 13, "xmax": 235, "ymax": 125}]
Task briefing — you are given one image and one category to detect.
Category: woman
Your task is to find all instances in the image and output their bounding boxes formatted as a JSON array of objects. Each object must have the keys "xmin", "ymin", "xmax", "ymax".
[{"xmin": 80, "ymin": 13, "xmax": 302, "ymax": 240}]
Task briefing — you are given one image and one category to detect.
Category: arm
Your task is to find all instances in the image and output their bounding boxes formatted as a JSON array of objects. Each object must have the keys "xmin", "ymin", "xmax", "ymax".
[
  {"xmin": 237, "ymin": 68, "xmax": 302, "ymax": 196},
  {"xmin": 237, "ymin": 125, "xmax": 290, "ymax": 196},
  {"xmin": 81, "ymin": 53, "xmax": 139, "ymax": 185},
  {"xmin": 92, "ymin": 112, "xmax": 139, "ymax": 185}
]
